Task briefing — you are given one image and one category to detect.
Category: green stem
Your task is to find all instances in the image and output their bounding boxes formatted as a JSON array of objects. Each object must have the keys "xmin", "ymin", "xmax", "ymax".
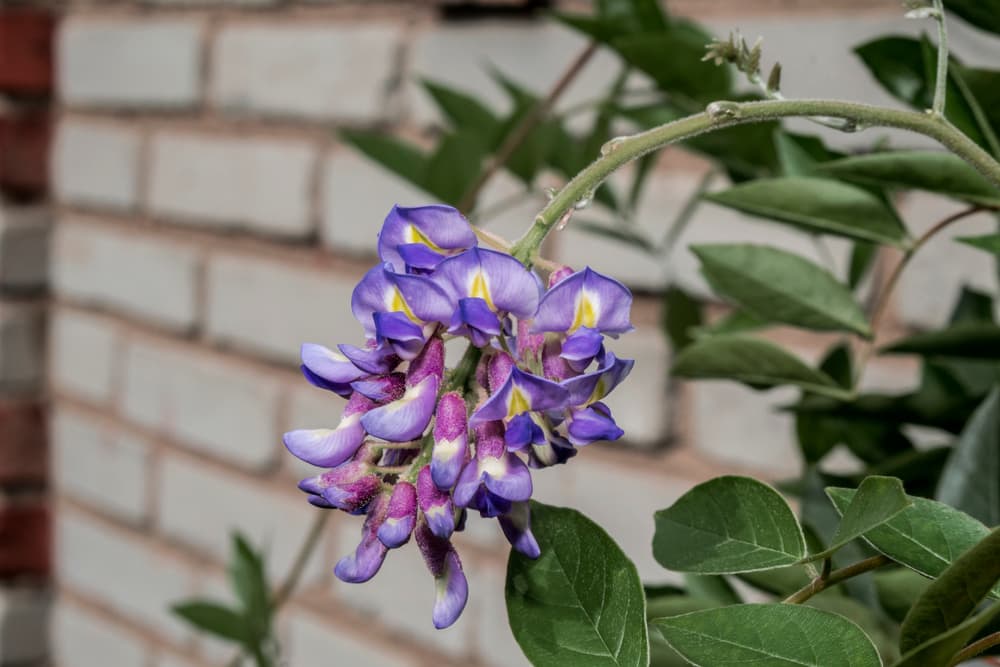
[
  {"xmin": 948, "ymin": 630, "xmax": 1000, "ymax": 666},
  {"xmin": 783, "ymin": 555, "xmax": 891, "ymax": 604},
  {"xmin": 509, "ymin": 98, "xmax": 1000, "ymax": 265},
  {"xmin": 932, "ymin": 0, "xmax": 949, "ymax": 117}
]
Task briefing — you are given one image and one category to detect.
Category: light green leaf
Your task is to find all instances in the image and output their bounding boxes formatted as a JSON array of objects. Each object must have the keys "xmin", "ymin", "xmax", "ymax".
[
  {"xmin": 683, "ymin": 574, "xmax": 742, "ymax": 605},
  {"xmin": 172, "ymin": 601, "xmax": 248, "ymax": 644},
  {"xmin": 654, "ymin": 604, "xmax": 883, "ymax": 667},
  {"xmin": 691, "ymin": 310, "xmax": 770, "ymax": 339},
  {"xmin": 817, "ymin": 151, "xmax": 1000, "ymax": 208},
  {"xmin": 826, "ymin": 489, "xmax": 997, "ymax": 597},
  {"xmin": 957, "ymin": 233, "xmax": 1000, "ymax": 255},
  {"xmin": 228, "ymin": 533, "xmax": 270, "ymax": 636},
  {"xmin": 653, "ymin": 476, "xmax": 806, "ymax": 574},
  {"xmin": 693, "ymin": 244, "xmax": 872, "ymax": 336},
  {"xmin": 900, "ymin": 527, "xmax": 1000, "ymax": 654},
  {"xmin": 805, "ymin": 477, "xmax": 911, "ymax": 562},
  {"xmin": 421, "ymin": 79, "xmax": 500, "ymax": 137},
  {"xmin": 506, "ymin": 502, "xmax": 648, "ymax": 667},
  {"xmin": 882, "ymin": 321, "xmax": 1000, "ymax": 360},
  {"xmin": 936, "ymin": 388, "xmax": 1000, "ymax": 526},
  {"xmin": 672, "ymin": 335, "xmax": 851, "ymax": 400},
  {"xmin": 892, "ymin": 602, "xmax": 1000, "ymax": 667},
  {"xmin": 423, "ymin": 130, "xmax": 487, "ymax": 204},
  {"xmin": 703, "ymin": 177, "xmax": 909, "ymax": 246},
  {"xmin": 339, "ymin": 129, "xmax": 428, "ymax": 187}
]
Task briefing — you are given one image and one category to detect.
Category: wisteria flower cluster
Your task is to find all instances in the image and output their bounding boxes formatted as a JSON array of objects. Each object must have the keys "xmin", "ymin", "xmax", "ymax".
[{"xmin": 283, "ymin": 205, "xmax": 634, "ymax": 628}]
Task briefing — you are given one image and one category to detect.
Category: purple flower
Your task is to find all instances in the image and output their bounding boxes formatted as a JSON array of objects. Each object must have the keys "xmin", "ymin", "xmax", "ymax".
[
  {"xmin": 336, "ymin": 492, "xmax": 390, "ymax": 583},
  {"xmin": 417, "ymin": 465, "xmax": 455, "ymax": 539},
  {"xmin": 560, "ymin": 351, "xmax": 634, "ymax": 407},
  {"xmin": 361, "ymin": 375, "xmax": 440, "ymax": 443},
  {"xmin": 453, "ymin": 421, "xmax": 532, "ymax": 517},
  {"xmin": 532, "ymin": 267, "xmax": 633, "ymax": 336},
  {"xmin": 338, "ymin": 341, "xmax": 400, "ymax": 375},
  {"xmin": 471, "ymin": 366, "xmax": 569, "ymax": 424},
  {"xmin": 432, "ymin": 392, "xmax": 469, "ymax": 490},
  {"xmin": 498, "ymin": 501, "xmax": 540, "ymax": 558},
  {"xmin": 283, "ymin": 392, "xmax": 375, "ymax": 468},
  {"xmin": 378, "ymin": 481, "xmax": 417, "ymax": 548},
  {"xmin": 378, "ymin": 205, "xmax": 477, "ymax": 272},
  {"xmin": 299, "ymin": 460, "xmax": 382, "ymax": 514},
  {"xmin": 566, "ymin": 402, "xmax": 624, "ymax": 446},
  {"xmin": 299, "ymin": 343, "xmax": 367, "ymax": 397},
  {"xmin": 415, "ymin": 522, "xmax": 468, "ymax": 629}
]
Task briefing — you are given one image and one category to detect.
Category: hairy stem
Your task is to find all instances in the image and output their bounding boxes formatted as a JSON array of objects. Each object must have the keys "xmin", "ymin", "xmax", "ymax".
[
  {"xmin": 509, "ymin": 98, "xmax": 1000, "ymax": 265},
  {"xmin": 783, "ymin": 555, "xmax": 891, "ymax": 604},
  {"xmin": 456, "ymin": 42, "xmax": 599, "ymax": 214},
  {"xmin": 931, "ymin": 0, "xmax": 950, "ymax": 117},
  {"xmin": 948, "ymin": 630, "xmax": 1000, "ymax": 666}
]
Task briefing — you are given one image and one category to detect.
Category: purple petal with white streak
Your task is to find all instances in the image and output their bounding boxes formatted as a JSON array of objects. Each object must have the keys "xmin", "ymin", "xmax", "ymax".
[
  {"xmin": 434, "ymin": 248, "xmax": 541, "ymax": 318},
  {"xmin": 301, "ymin": 343, "xmax": 367, "ymax": 384},
  {"xmin": 377, "ymin": 205, "xmax": 476, "ymax": 271},
  {"xmin": 532, "ymin": 267, "xmax": 633, "ymax": 335},
  {"xmin": 377, "ymin": 481, "xmax": 417, "ymax": 548},
  {"xmin": 470, "ymin": 367, "xmax": 569, "ymax": 423},
  {"xmin": 361, "ymin": 375, "xmax": 439, "ymax": 441},
  {"xmin": 498, "ymin": 501, "xmax": 540, "ymax": 558}
]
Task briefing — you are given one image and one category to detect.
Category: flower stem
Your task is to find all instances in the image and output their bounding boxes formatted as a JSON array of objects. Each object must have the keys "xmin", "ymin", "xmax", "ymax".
[
  {"xmin": 931, "ymin": 0, "xmax": 950, "ymax": 117},
  {"xmin": 272, "ymin": 510, "xmax": 328, "ymax": 609},
  {"xmin": 948, "ymin": 630, "xmax": 1000, "ymax": 666},
  {"xmin": 509, "ymin": 98, "xmax": 1000, "ymax": 265},
  {"xmin": 783, "ymin": 554, "xmax": 891, "ymax": 604}
]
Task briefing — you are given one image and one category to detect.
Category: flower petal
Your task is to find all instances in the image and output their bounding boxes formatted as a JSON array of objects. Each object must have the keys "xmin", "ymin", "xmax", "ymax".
[
  {"xmin": 301, "ymin": 343, "xmax": 366, "ymax": 384},
  {"xmin": 338, "ymin": 342, "xmax": 400, "ymax": 375},
  {"xmin": 432, "ymin": 392, "xmax": 469, "ymax": 490},
  {"xmin": 532, "ymin": 267, "xmax": 633, "ymax": 335},
  {"xmin": 378, "ymin": 204, "xmax": 476, "ymax": 271},
  {"xmin": 361, "ymin": 375, "xmax": 439, "ymax": 442},
  {"xmin": 335, "ymin": 495, "xmax": 390, "ymax": 583},
  {"xmin": 481, "ymin": 453, "xmax": 533, "ymax": 502},
  {"xmin": 498, "ymin": 501, "xmax": 540, "ymax": 558},
  {"xmin": 417, "ymin": 466, "xmax": 455, "ymax": 539},
  {"xmin": 560, "ymin": 352, "xmax": 634, "ymax": 406},
  {"xmin": 567, "ymin": 402, "xmax": 624, "ymax": 445},
  {"xmin": 435, "ymin": 248, "xmax": 542, "ymax": 318},
  {"xmin": 471, "ymin": 367, "xmax": 570, "ymax": 423},
  {"xmin": 377, "ymin": 481, "xmax": 417, "ymax": 549},
  {"xmin": 414, "ymin": 523, "xmax": 468, "ymax": 629}
]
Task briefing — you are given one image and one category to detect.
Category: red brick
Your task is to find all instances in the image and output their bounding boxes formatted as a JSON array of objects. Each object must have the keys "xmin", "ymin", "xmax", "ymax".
[
  {"xmin": 0, "ymin": 401, "xmax": 47, "ymax": 485},
  {"xmin": 0, "ymin": 109, "xmax": 50, "ymax": 197},
  {"xmin": 0, "ymin": 503, "xmax": 50, "ymax": 577},
  {"xmin": 0, "ymin": 10, "xmax": 55, "ymax": 94}
]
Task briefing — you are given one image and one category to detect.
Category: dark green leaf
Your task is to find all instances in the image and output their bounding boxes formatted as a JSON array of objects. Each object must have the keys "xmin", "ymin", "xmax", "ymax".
[
  {"xmin": 421, "ymin": 79, "xmax": 500, "ymax": 137},
  {"xmin": 691, "ymin": 310, "xmax": 769, "ymax": 339},
  {"xmin": 958, "ymin": 233, "xmax": 1000, "ymax": 255},
  {"xmin": 893, "ymin": 602, "xmax": 1000, "ymax": 667},
  {"xmin": 339, "ymin": 129, "xmax": 428, "ymax": 187},
  {"xmin": 172, "ymin": 601, "xmax": 249, "ymax": 644},
  {"xmin": 817, "ymin": 151, "xmax": 1000, "ymax": 208},
  {"xmin": 826, "ymin": 488, "xmax": 997, "ymax": 595},
  {"xmin": 882, "ymin": 321, "xmax": 1000, "ymax": 360},
  {"xmin": 774, "ymin": 131, "xmax": 842, "ymax": 177},
  {"xmin": 228, "ymin": 533, "xmax": 270, "ymax": 634},
  {"xmin": 693, "ymin": 244, "xmax": 872, "ymax": 336},
  {"xmin": 808, "ymin": 596, "xmax": 900, "ymax": 665},
  {"xmin": 663, "ymin": 286, "xmax": 703, "ymax": 351},
  {"xmin": 673, "ymin": 335, "xmax": 851, "ymax": 399},
  {"xmin": 900, "ymin": 527, "xmax": 1000, "ymax": 654},
  {"xmin": 683, "ymin": 574, "xmax": 741, "ymax": 605},
  {"xmin": 937, "ymin": 387, "xmax": 1000, "ymax": 526},
  {"xmin": 734, "ymin": 565, "xmax": 813, "ymax": 597},
  {"xmin": 874, "ymin": 567, "xmax": 932, "ymax": 624},
  {"xmin": 647, "ymin": 595, "xmax": 720, "ymax": 620},
  {"xmin": 423, "ymin": 130, "xmax": 487, "ymax": 204},
  {"xmin": 944, "ymin": 0, "xmax": 1000, "ymax": 36},
  {"xmin": 848, "ymin": 241, "xmax": 878, "ymax": 289},
  {"xmin": 703, "ymin": 177, "xmax": 909, "ymax": 246},
  {"xmin": 806, "ymin": 477, "xmax": 910, "ymax": 562},
  {"xmin": 654, "ymin": 604, "xmax": 882, "ymax": 667},
  {"xmin": 653, "ymin": 476, "xmax": 806, "ymax": 574},
  {"xmin": 506, "ymin": 502, "xmax": 648, "ymax": 667}
]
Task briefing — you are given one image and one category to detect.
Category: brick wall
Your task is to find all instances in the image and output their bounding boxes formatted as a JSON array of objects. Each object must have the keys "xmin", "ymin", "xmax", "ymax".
[{"xmin": 45, "ymin": 2, "xmax": 991, "ymax": 666}]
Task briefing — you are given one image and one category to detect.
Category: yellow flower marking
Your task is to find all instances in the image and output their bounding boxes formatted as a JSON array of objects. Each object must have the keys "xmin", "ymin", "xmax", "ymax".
[
  {"xmin": 404, "ymin": 224, "xmax": 445, "ymax": 252},
  {"xmin": 570, "ymin": 290, "xmax": 599, "ymax": 332},
  {"xmin": 469, "ymin": 270, "xmax": 496, "ymax": 310},
  {"xmin": 506, "ymin": 384, "xmax": 531, "ymax": 418},
  {"xmin": 387, "ymin": 286, "xmax": 420, "ymax": 322}
]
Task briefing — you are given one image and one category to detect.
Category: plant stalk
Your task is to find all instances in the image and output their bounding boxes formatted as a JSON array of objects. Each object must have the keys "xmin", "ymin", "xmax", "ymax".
[
  {"xmin": 783, "ymin": 555, "xmax": 891, "ymax": 604},
  {"xmin": 948, "ymin": 630, "xmax": 1000, "ymax": 666},
  {"xmin": 509, "ymin": 98, "xmax": 1000, "ymax": 265},
  {"xmin": 931, "ymin": 0, "xmax": 950, "ymax": 117}
]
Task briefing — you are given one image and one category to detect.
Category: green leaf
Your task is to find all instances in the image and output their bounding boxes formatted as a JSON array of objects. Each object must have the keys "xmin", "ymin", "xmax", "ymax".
[
  {"xmin": 662, "ymin": 286, "xmax": 703, "ymax": 351},
  {"xmin": 944, "ymin": 0, "xmax": 1000, "ymax": 36},
  {"xmin": 339, "ymin": 129, "xmax": 428, "ymax": 187},
  {"xmin": 654, "ymin": 604, "xmax": 883, "ymax": 667},
  {"xmin": 805, "ymin": 477, "xmax": 910, "ymax": 562},
  {"xmin": 683, "ymin": 574, "xmax": 742, "ymax": 605},
  {"xmin": 892, "ymin": 602, "xmax": 1000, "ymax": 667},
  {"xmin": 672, "ymin": 335, "xmax": 851, "ymax": 399},
  {"xmin": 817, "ymin": 151, "xmax": 1000, "ymax": 208},
  {"xmin": 936, "ymin": 387, "xmax": 1000, "ymax": 526},
  {"xmin": 899, "ymin": 527, "xmax": 1000, "ymax": 654},
  {"xmin": 421, "ymin": 79, "xmax": 500, "ymax": 137},
  {"xmin": 848, "ymin": 241, "xmax": 878, "ymax": 289},
  {"xmin": 734, "ymin": 565, "xmax": 813, "ymax": 597},
  {"xmin": 172, "ymin": 601, "xmax": 249, "ymax": 644},
  {"xmin": 957, "ymin": 233, "xmax": 1000, "ymax": 255},
  {"xmin": 874, "ymin": 567, "xmax": 932, "ymax": 623},
  {"xmin": 422, "ymin": 130, "xmax": 487, "ymax": 204},
  {"xmin": 882, "ymin": 321, "xmax": 1000, "ymax": 360},
  {"xmin": 703, "ymin": 177, "xmax": 909, "ymax": 246},
  {"xmin": 774, "ymin": 131, "xmax": 842, "ymax": 177},
  {"xmin": 653, "ymin": 476, "xmax": 806, "ymax": 574},
  {"xmin": 506, "ymin": 502, "xmax": 648, "ymax": 667},
  {"xmin": 228, "ymin": 533, "xmax": 270, "ymax": 635},
  {"xmin": 691, "ymin": 310, "xmax": 769, "ymax": 339},
  {"xmin": 826, "ymin": 488, "xmax": 997, "ymax": 596},
  {"xmin": 693, "ymin": 244, "xmax": 872, "ymax": 336}
]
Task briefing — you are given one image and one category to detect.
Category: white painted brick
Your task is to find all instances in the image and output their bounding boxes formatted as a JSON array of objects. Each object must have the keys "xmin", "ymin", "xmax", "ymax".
[
  {"xmin": 148, "ymin": 133, "xmax": 316, "ymax": 238},
  {"xmin": 0, "ymin": 586, "xmax": 50, "ymax": 664},
  {"xmin": 59, "ymin": 19, "xmax": 202, "ymax": 108},
  {"xmin": 286, "ymin": 610, "xmax": 416, "ymax": 667},
  {"xmin": 605, "ymin": 326, "xmax": 670, "ymax": 448},
  {"xmin": 157, "ymin": 454, "xmax": 325, "ymax": 581},
  {"xmin": 212, "ymin": 24, "xmax": 400, "ymax": 121},
  {"xmin": 122, "ymin": 339, "xmax": 281, "ymax": 469},
  {"xmin": 0, "ymin": 204, "xmax": 50, "ymax": 291},
  {"xmin": 56, "ymin": 510, "xmax": 197, "ymax": 643},
  {"xmin": 0, "ymin": 303, "xmax": 44, "ymax": 392},
  {"xmin": 469, "ymin": 564, "xmax": 529, "ymax": 667},
  {"xmin": 53, "ymin": 600, "xmax": 148, "ymax": 667},
  {"xmin": 331, "ymin": 525, "xmax": 472, "ymax": 658},
  {"xmin": 689, "ymin": 381, "xmax": 802, "ymax": 477},
  {"xmin": 50, "ymin": 309, "xmax": 118, "ymax": 404},
  {"xmin": 52, "ymin": 408, "xmax": 149, "ymax": 524},
  {"xmin": 51, "ymin": 221, "xmax": 200, "ymax": 332},
  {"xmin": 896, "ymin": 193, "xmax": 995, "ymax": 329},
  {"xmin": 53, "ymin": 121, "xmax": 141, "ymax": 210},
  {"xmin": 206, "ymin": 254, "xmax": 360, "ymax": 365},
  {"xmin": 154, "ymin": 655, "xmax": 203, "ymax": 667}
]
